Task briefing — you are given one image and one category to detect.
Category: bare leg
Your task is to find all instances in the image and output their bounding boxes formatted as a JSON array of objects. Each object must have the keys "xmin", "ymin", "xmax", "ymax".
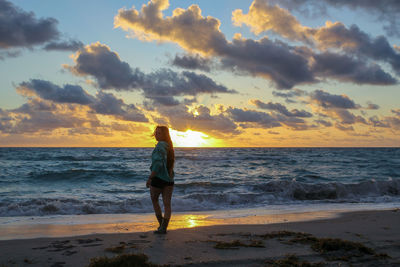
[
  {"xmin": 161, "ymin": 185, "xmax": 174, "ymax": 220},
  {"xmin": 150, "ymin": 186, "xmax": 163, "ymax": 224}
]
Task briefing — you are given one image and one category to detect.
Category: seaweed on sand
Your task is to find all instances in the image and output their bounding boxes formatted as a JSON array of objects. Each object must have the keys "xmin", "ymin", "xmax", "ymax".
[
  {"xmin": 213, "ymin": 239, "xmax": 265, "ymax": 249},
  {"xmin": 265, "ymin": 254, "xmax": 324, "ymax": 267},
  {"xmin": 87, "ymin": 253, "xmax": 160, "ymax": 267}
]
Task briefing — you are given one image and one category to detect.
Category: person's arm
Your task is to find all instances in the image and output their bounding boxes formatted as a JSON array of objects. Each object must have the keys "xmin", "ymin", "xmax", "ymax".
[{"xmin": 146, "ymin": 171, "xmax": 157, "ymax": 188}]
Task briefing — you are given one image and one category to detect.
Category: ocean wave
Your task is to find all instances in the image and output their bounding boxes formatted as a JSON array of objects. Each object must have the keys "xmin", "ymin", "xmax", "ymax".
[
  {"xmin": 1, "ymin": 179, "xmax": 399, "ymax": 217},
  {"xmin": 254, "ymin": 179, "xmax": 400, "ymax": 200},
  {"xmin": 27, "ymin": 169, "xmax": 137, "ymax": 181}
]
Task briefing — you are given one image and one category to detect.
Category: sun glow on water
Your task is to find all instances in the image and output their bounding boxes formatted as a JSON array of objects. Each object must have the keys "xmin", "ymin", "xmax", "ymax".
[{"xmin": 169, "ymin": 129, "xmax": 218, "ymax": 147}]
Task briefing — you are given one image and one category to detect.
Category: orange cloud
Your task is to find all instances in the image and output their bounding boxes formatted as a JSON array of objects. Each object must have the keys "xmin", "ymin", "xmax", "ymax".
[
  {"xmin": 232, "ymin": 0, "xmax": 312, "ymax": 44},
  {"xmin": 114, "ymin": 0, "xmax": 227, "ymax": 55}
]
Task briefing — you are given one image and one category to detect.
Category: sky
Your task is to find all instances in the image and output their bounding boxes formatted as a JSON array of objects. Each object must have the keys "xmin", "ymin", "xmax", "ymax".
[{"xmin": 0, "ymin": 0, "xmax": 400, "ymax": 147}]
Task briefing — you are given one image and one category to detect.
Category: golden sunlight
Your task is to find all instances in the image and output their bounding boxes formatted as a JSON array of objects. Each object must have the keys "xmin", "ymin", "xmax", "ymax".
[{"xmin": 169, "ymin": 129, "xmax": 218, "ymax": 147}]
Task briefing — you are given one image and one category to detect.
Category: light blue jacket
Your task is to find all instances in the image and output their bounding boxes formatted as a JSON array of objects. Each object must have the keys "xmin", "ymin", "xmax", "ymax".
[{"xmin": 150, "ymin": 141, "xmax": 174, "ymax": 182}]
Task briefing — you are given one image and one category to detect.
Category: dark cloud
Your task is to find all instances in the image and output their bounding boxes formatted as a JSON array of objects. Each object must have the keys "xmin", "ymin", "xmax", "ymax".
[
  {"xmin": 1, "ymin": 99, "xmax": 93, "ymax": 134},
  {"xmin": 269, "ymin": 0, "xmax": 400, "ymax": 37},
  {"xmin": 44, "ymin": 39, "xmax": 84, "ymax": 51},
  {"xmin": 314, "ymin": 119, "xmax": 332, "ymax": 127},
  {"xmin": 17, "ymin": 79, "xmax": 148, "ymax": 123},
  {"xmin": 392, "ymin": 109, "xmax": 400, "ymax": 116},
  {"xmin": 226, "ymin": 107, "xmax": 281, "ymax": 128},
  {"xmin": 66, "ymin": 43, "xmax": 236, "ymax": 105},
  {"xmin": 172, "ymin": 54, "xmax": 211, "ymax": 72},
  {"xmin": 369, "ymin": 116, "xmax": 390, "ymax": 128},
  {"xmin": 366, "ymin": 102, "xmax": 380, "ymax": 110},
  {"xmin": 251, "ymin": 99, "xmax": 312, "ymax": 118},
  {"xmin": 332, "ymin": 109, "xmax": 367, "ymax": 125},
  {"xmin": 18, "ymin": 79, "xmax": 94, "ymax": 105},
  {"xmin": 12, "ymin": 98, "xmax": 57, "ymax": 113},
  {"xmin": 310, "ymin": 90, "xmax": 358, "ymax": 109},
  {"xmin": 0, "ymin": 0, "xmax": 60, "ymax": 49},
  {"xmin": 311, "ymin": 23, "xmax": 400, "ymax": 75},
  {"xmin": 312, "ymin": 52, "xmax": 397, "ymax": 85},
  {"xmin": 65, "ymin": 42, "xmax": 145, "ymax": 90},
  {"xmin": 226, "ymin": 106, "xmax": 313, "ymax": 130},
  {"xmin": 0, "ymin": 50, "xmax": 21, "ymax": 60},
  {"xmin": 221, "ymin": 37, "xmax": 315, "ymax": 89},
  {"xmin": 90, "ymin": 91, "xmax": 148, "ymax": 122},
  {"xmin": 142, "ymin": 69, "xmax": 235, "ymax": 105},
  {"xmin": 387, "ymin": 116, "xmax": 400, "ymax": 130},
  {"xmin": 335, "ymin": 123, "xmax": 354, "ymax": 132},
  {"xmin": 272, "ymin": 88, "xmax": 306, "ymax": 103}
]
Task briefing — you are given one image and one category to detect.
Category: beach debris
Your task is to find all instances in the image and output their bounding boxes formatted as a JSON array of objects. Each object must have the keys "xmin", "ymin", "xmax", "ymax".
[
  {"xmin": 50, "ymin": 261, "xmax": 66, "ymax": 267},
  {"xmin": 87, "ymin": 253, "xmax": 159, "ymax": 267},
  {"xmin": 211, "ymin": 239, "xmax": 265, "ymax": 249},
  {"xmin": 76, "ymin": 238, "xmax": 103, "ymax": 244},
  {"xmin": 105, "ymin": 244, "xmax": 126, "ymax": 254},
  {"xmin": 265, "ymin": 254, "xmax": 324, "ymax": 267},
  {"xmin": 23, "ymin": 258, "xmax": 33, "ymax": 264}
]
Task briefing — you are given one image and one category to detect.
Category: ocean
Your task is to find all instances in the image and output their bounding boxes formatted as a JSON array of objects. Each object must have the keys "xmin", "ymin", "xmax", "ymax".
[{"xmin": 0, "ymin": 147, "xmax": 399, "ymax": 217}]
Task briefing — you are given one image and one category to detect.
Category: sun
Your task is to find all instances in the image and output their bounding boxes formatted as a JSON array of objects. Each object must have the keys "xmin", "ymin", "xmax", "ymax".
[{"xmin": 169, "ymin": 129, "xmax": 218, "ymax": 147}]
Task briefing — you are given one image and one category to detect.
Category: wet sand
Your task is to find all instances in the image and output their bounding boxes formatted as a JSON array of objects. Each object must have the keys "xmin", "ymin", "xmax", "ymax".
[{"xmin": 0, "ymin": 209, "xmax": 399, "ymax": 266}]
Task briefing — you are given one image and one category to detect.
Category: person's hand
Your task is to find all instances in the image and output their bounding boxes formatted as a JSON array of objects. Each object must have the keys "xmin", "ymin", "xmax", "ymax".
[{"xmin": 146, "ymin": 178, "xmax": 151, "ymax": 188}]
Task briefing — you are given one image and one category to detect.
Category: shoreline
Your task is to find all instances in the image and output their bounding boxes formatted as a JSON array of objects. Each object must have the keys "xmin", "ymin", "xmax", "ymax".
[
  {"xmin": 0, "ymin": 208, "xmax": 399, "ymax": 266},
  {"xmin": 1, "ymin": 203, "xmax": 399, "ymax": 240}
]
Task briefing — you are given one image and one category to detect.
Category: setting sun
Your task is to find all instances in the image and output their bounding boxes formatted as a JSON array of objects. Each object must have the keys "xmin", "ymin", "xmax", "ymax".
[{"xmin": 169, "ymin": 129, "xmax": 219, "ymax": 147}]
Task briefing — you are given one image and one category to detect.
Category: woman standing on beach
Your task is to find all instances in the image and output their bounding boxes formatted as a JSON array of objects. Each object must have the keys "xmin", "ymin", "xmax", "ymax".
[{"xmin": 146, "ymin": 126, "xmax": 175, "ymax": 234}]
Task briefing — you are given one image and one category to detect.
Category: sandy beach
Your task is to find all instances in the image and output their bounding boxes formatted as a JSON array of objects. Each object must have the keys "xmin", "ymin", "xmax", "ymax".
[{"xmin": 0, "ymin": 208, "xmax": 399, "ymax": 266}]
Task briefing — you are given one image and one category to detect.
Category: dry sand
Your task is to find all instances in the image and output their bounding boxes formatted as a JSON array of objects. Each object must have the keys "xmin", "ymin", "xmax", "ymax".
[{"xmin": 0, "ymin": 209, "xmax": 399, "ymax": 266}]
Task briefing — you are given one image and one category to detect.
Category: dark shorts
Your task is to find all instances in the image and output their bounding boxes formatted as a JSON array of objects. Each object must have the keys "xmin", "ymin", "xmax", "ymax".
[{"xmin": 151, "ymin": 177, "xmax": 174, "ymax": 189}]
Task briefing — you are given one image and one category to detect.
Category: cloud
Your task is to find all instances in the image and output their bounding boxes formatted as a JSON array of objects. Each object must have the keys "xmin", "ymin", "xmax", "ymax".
[
  {"xmin": 90, "ymin": 91, "xmax": 148, "ymax": 122},
  {"xmin": 308, "ymin": 89, "xmax": 371, "ymax": 127},
  {"xmin": 331, "ymin": 109, "xmax": 367, "ymax": 125},
  {"xmin": 44, "ymin": 39, "xmax": 84, "ymax": 51},
  {"xmin": 171, "ymin": 53, "xmax": 211, "ymax": 72},
  {"xmin": 65, "ymin": 42, "xmax": 145, "ymax": 90},
  {"xmin": 365, "ymin": 102, "xmax": 380, "ymax": 110},
  {"xmin": 250, "ymin": 99, "xmax": 312, "ymax": 117},
  {"xmin": 272, "ymin": 88, "xmax": 306, "ymax": 103},
  {"xmin": 226, "ymin": 106, "xmax": 313, "ymax": 130},
  {"xmin": 16, "ymin": 79, "xmax": 148, "ymax": 123},
  {"xmin": 0, "ymin": 0, "xmax": 83, "ymax": 57},
  {"xmin": 0, "ymin": 50, "xmax": 21, "ymax": 60},
  {"xmin": 114, "ymin": 0, "xmax": 228, "ymax": 55},
  {"xmin": 392, "ymin": 109, "xmax": 400, "ymax": 116},
  {"xmin": 368, "ymin": 116, "xmax": 390, "ymax": 128},
  {"xmin": 267, "ymin": 0, "xmax": 400, "ymax": 37},
  {"xmin": 233, "ymin": 1, "xmax": 400, "ymax": 79},
  {"xmin": 226, "ymin": 107, "xmax": 281, "ymax": 128},
  {"xmin": 1, "ymin": 99, "xmax": 94, "ymax": 134},
  {"xmin": 311, "ymin": 22, "xmax": 400, "ymax": 75},
  {"xmin": 156, "ymin": 104, "xmax": 239, "ymax": 136},
  {"xmin": 65, "ymin": 42, "xmax": 236, "ymax": 105},
  {"xmin": 310, "ymin": 90, "xmax": 358, "ymax": 109},
  {"xmin": 232, "ymin": 0, "xmax": 312, "ymax": 43},
  {"xmin": 18, "ymin": 79, "xmax": 95, "ymax": 105},
  {"xmin": 335, "ymin": 123, "xmax": 354, "ymax": 132},
  {"xmin": 314, "ymin": 119, "xmax": 332, "ymax": 127},
  {"xmin": 114, "ymin": 0, "xmax": 315, "ymax": 89},
  {"xmin": 220, "ymin": 37, "xmax": 315, "ymax": 89},
  {"xmin": 142, "ymin": 69, "xmax": 236, "ymax": 105},
  {"xmin": 115, "ymin": 0, "xmax": 399, "ymax": 89},
  {"xmin": 312, "ymin": 52, "xmax": 397, "ymax": 85},
  {"xmin": 0, "ymin": 0, "xmax": 60, "ymax": 49}
]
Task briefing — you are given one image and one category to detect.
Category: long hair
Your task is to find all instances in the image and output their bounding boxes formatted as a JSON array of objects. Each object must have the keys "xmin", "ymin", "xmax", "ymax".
[{"xmin": 153, "ymin": 126, "xmax": 175, "ymax": 177}]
